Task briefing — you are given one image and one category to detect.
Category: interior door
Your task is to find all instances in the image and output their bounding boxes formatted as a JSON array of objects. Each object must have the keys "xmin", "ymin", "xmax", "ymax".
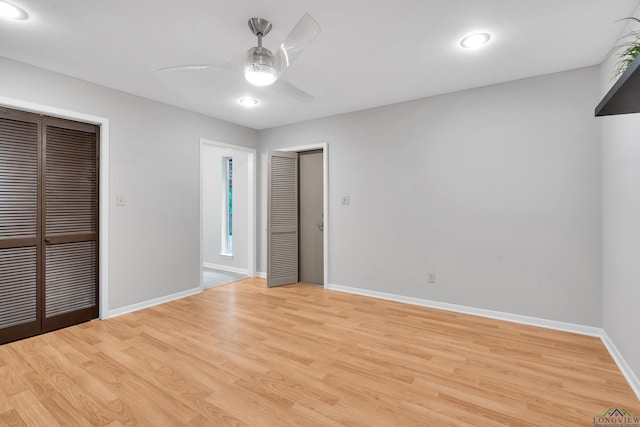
[
  {"xmin": 0, "ymin": 108, "xmax": 42, "ymax": 344},
  {"xmin": 267, "ymin": 150, "xmax": 298, "ymax": 287},
  {"xmin": 42, "ymin": 117, "xmax": 99, "ymax": 332},
  {"xmin": 299, "ymin": 150, "xmax": 323, "ymax": 285}
]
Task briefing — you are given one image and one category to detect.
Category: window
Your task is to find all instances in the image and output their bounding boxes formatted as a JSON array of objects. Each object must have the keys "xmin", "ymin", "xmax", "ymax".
[{"xmin": 221, "ymin": 156, "xmax": 233, "ymax": 255}]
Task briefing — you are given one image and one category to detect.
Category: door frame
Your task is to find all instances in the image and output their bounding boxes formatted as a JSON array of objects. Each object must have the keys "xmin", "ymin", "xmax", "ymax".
[
  {"xmin": 0, "ymin": 96, "xmax": 111, "ymax": 320},
  {"xmin": 199, "ymin": 139, "xmax": 257, "ymax": 283},
  {"xmin": 274, "ymin": 143, "xmax": 329, "ymax": 289}
]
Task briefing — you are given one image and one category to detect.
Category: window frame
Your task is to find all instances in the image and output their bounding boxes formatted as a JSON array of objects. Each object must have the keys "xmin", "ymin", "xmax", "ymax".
[{"xmin": 220, "ymin": 156, "xmax": 233, "ymax": 257}]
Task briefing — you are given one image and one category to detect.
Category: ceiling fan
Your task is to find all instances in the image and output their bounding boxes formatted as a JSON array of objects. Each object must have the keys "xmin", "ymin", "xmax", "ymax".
[{"xmin": 158, "ymin": 14, "xmax": 321, "ymax": 102}]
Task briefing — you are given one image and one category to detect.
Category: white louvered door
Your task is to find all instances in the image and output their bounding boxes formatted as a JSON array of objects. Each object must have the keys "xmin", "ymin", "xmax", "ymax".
[{"xmin": 267, "ymin": 150, "xmax": 299, "ymax": 287}]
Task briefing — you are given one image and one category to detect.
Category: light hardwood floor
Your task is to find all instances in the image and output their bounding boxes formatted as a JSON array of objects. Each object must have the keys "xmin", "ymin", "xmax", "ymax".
[{"xmin": 0, "ymin": 278, "xmax": 638, "ymax": 426}]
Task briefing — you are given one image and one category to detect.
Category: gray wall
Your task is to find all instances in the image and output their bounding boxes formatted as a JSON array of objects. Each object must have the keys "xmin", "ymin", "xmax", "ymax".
[
  {"xmin": 0, "ymin": 57, "xmax": 258, "ymax": 311},
  {"xmin": 600, "ymin": 10, "xmax": 640, "ymax": 380},
  {"xmin": 259, "ymin": 66, "xmax": 603, "ymax": 326},
  {"xmin": 202, "ymin": 144, "xmax": 249, "ymax": 270}
]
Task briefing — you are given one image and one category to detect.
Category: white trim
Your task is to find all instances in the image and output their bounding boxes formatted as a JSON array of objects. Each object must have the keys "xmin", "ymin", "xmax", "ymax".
[
  {"xmin": 247, "ymin": 148, "xmax": 256, "ymax": 277},
  {"xmin": 276, "ymin": 142, "xmax": 329, "ymax": 289},
  {"xmin": 327, "ymin": 283, "xmax": 602, "ymax": 337},
  {"xmin": 601, "ymin": 331, "xmax": 640, "ymax": 401},
  {"xmin": 218, "ymin": 253, "xmax": 234, "ymax": 260},
  {"xmin": 200, "ymin": 139, "xmax": 257, "ymax": 289},
  {"xmin": 203, "ymin": 262, "xmax": 248, "ymax": 276},
  {"xmin": 0, "ymin": 96, "xmax": 111, "ymax": 320},
  {"xmin": 257, "ymin": 271, "xmax": 267, "ymax": 278},
  {"xmin": 99, "ymin": 121, "xmax": 110, "ymax": 320},
  {"xmin": 322, "ymin": 145, "xmax": 329, "ymax": 290},
  {"xmin": 108, "ymin": 287, "xmax": 202, "ymax": 318}
]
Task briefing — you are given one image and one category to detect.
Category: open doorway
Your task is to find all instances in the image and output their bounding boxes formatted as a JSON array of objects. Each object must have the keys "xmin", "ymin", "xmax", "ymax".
[
  {"xmin": 267, "ymin": 143, "xmax": 329, "ymax": 289},
  {"xmin": 200, "ymin": 139, "xmax": 256, "ymax": 288}
]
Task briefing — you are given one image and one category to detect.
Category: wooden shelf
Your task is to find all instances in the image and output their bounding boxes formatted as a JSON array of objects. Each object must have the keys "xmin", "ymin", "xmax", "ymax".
[{"xmin": 596, "ymin": 54, "xmax": 640, "ymax": 116}]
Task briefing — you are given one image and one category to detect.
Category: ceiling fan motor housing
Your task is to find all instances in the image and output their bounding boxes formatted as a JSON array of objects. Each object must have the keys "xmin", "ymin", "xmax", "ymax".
[
  {"xmin": 246, "ymin": 46, "xmax": 275, "ymax": 69},
  {"xmin": 244, "ymin": 46, "xmax": 277, "ymax": 86}
]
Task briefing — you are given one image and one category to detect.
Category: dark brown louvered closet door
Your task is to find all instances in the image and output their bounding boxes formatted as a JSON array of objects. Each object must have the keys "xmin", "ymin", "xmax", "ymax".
[
  {"xmin": 42, "ymin": 117, "xmax": 98, "ymax": 333},
  {"xmin": 0, "ymin": 108, "xmax": 99, "ymax": 345},
  {"xmin": 0, "ymin": 108, "xmax": 41, "ymax": 344}
]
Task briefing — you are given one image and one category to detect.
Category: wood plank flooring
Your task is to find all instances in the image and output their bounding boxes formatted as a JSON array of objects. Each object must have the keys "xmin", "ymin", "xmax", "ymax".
[{"xmin": 0, "ymin": 278, "xmax": 638, "ymax": 426}]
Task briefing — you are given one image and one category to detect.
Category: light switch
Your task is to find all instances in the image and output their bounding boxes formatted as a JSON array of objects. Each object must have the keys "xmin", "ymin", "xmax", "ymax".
[
  {"xmin": 116, "ymin": 195, "xmax": 125, "ymax": 206},
  {"xmin": 342, "ymin": 196, "xmax": 350, "ymax": 205}
]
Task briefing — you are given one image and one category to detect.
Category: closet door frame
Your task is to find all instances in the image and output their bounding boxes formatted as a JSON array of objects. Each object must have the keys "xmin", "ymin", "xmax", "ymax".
[
  {"xmin": 0, "ymin": 105, "xmax": 103, "ymax": 344},
  {"xmin": 271, "ymin": 143, "xmax": 329, "ymax": 289},
  {"xmin": 0, "ymin": 98, "xmax": 109, "ymax": 322}
]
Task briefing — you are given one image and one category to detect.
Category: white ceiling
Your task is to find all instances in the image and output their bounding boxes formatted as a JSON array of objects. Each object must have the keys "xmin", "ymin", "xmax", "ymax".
[{"xmin": 0, "ymin": 0, "xmax": 638, "ymax": 129}]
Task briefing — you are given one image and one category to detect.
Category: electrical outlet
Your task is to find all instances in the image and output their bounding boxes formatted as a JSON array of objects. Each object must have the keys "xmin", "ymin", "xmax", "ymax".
[
  {"xmin": 342, "ymin": 195, "xmax": 350, "ymax": 205},
  {"xmin": 428, "ymin": 272, "xmax": 436, "ymax": 284}
]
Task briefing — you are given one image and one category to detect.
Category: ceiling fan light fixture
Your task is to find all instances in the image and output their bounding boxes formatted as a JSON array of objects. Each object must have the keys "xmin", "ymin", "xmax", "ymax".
[
  {"xmin": 244, "ymin": 47, "xmax": 277, "ymax": 86},
  {"xmin": 0, "ymin": 1, "xmax": 28, "ymax": 20},
  {"xmin": 245, "ymin": 68, "xmax": 276, "ymax": 86}
]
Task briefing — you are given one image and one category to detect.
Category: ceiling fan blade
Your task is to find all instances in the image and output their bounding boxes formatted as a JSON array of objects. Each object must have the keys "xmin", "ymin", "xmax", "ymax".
[
  {"xmin": 274, "ymin": 13, "xmax": 321, "ymax": 77},
  {"xmin": 158, "ymin": 52, "xmax": 245, "ymax": 73},
  {"xmin": 221, "ymin": 53, "xmax": 246, "ymax": 72},
  {"xmin": 157, "ymin": 64, "xmax": 217, "ymax": 72},
  {"xmin": 272, "ymin": 79, "xmax": 314, "ymax": 102}
]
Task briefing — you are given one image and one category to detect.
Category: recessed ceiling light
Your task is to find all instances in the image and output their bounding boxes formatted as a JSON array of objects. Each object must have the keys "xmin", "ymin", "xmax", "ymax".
[
  {"xmin": 460, "ymin": 33, "xmax": 491, "ymax": 49},
  {"xmin": 0, "ymin": 1, "xmax": 29, "ymax": 20},
  {"xmin": 239, "ymin": 97, "xmax": 259, "ymax": 107}
]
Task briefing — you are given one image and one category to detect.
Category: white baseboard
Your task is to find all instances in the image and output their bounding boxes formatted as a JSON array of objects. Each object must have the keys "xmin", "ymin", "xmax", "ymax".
[
  {"xmin": 257, "ymin": 271, "xmax": 267, "ymax": 279},
  {"xmin": 601, "ymin": 331, "xmax": 640, "ymax": 401},
  {"xmin": 203, "ymin": 262, "xmax": 248, "ymax": 275},
  {"xmin": 108, "ymin": 287, "xmax": 202, "ymax": 318},
  {"xmin": 327, "ymin": 284, "xmax": 602, "ymax": 337}
]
